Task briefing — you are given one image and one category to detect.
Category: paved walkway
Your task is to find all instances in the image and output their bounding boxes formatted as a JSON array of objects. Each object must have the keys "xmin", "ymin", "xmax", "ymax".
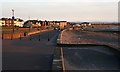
[
  {"xmin": 52, "ymin": 47, "xmax": 62, "ymax": 70},
  {"xmin": 2, "ymin": 30, "xmax": 59, "ymax": 70}
]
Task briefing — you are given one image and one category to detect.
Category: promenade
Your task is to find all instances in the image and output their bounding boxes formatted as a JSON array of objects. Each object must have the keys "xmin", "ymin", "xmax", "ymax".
[
  {"xmin": 60, "ymin": 29, "xmax": 119, "ymax": 50},
  {"xmin": 2, "ymin": 30, "xmax": 60, "ymax": 70},
  {"xmin": 59, "ymin": 29, "xmax": 120, "ymax": 71}
]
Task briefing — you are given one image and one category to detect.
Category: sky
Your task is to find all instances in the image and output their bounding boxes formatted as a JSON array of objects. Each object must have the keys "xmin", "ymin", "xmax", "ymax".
[{"xmin": 0, "ymin": 0, "xmax": 119, "ymax": 22}]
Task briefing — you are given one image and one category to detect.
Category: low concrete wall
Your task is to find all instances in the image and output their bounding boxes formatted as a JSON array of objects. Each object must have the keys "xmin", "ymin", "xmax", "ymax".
[
  {"xmin": 28, "ymin": 31, "xmax": 40, "ymax": 36},
  {"xmin": 1, "ymin": 29, "xmax": 53, "ymax": 39},
  {"xmin": 2, "ymin": 33, "xmax": 24, "ymax": 39},
  {"xmin": 28, "ymin": 29, "xmax": 53, "ymax": 35}
]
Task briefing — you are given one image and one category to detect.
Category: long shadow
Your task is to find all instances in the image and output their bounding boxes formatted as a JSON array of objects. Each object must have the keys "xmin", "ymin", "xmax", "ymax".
[
  {"xmin": 2, "ymin": 53, "xmax": 54, "ymax": 71},
  {"xmin": 57, "ymin": 44, "xmax": 120, "ymax": 56},
  {"xmin": 60, "ymin": 44, "xmax": 120, "ymax": 70}
]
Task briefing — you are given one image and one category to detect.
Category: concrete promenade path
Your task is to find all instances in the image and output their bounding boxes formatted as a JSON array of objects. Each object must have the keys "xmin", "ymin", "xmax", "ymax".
[
  {"xmin": 2, "ymin": 30, "xmax": 60, "ymax": 71},
  {"xmin": 60, "ymin": 30, "xmax": 119, "ymax": 50}
]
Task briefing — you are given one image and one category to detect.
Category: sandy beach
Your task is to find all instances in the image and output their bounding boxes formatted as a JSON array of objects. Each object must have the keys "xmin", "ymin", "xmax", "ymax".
[{"xmin": 61, "ymin": 29, "xmax": 119, "ymax": 50}]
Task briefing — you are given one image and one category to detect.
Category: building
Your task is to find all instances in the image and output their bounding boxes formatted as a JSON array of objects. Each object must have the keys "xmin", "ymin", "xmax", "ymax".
[
  {"xmin": 0, "ymin": 18, "xmax": 24, "ymax": 27},
  {"xmin": 23, "ymin": 20, "xmax": 54, "ymax": 29},
  {"xmin": 54, "ymin": 21, "xmax": 67, "ymax": 29},
  {"xmin": 14, "ymin": 18, "xmax": 24, "ymax": 27},
  {"xmin": 59, "ymin": 21, "xmax": 67, "ymax": 29},
  {"xmin": 48, "ymin": 21, "xmax": 55, "ymax": 26},
  {"xmin": 0, "ymin": 18, "xmax": 6, "ymax": 26},
  {"xmin": 23, "ymin": 20, "xmax": 41, "ymax": 28},
  {"xmin": 23, "ymin": 20, "xmax": 67, "ymax": 29},
  {"xmin": 81, "ymin": 22, "xmax": 91, "ymax": 26},
  {"xmin": 0, "ymin": 18, "xmax": 13, "ymax": 26}
]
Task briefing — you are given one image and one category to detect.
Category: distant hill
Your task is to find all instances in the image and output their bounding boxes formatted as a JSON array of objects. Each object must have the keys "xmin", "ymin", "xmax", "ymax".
[{"xmin": 70, "ymin": 22, "xmax": 119, "ymax": 24}]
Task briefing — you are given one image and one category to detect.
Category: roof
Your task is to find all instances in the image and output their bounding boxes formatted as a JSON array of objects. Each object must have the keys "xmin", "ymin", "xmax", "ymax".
[
  {"xmin": 54, "ymin": 21, "xmax": 67, "ymax": 23},
  {"xmin": 0, "ymin": 18, "xmax": 23, "ymax": 22},
  {"xmin": 25, "ymin": 20, "xmax": 40, "ymax": 24},
  {"xmin": 81, "ymin": 22, "xmax": 89, "ymax": 24}
]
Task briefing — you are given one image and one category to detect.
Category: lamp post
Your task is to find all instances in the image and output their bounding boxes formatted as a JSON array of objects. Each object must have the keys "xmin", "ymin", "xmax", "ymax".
[
  {"xmin": 12, "ymin": 9, "xmax": 15, "ymax": 33},
  {"xmin": 11, "ymin": 9, "xmax": 15, "ymax": 40}
]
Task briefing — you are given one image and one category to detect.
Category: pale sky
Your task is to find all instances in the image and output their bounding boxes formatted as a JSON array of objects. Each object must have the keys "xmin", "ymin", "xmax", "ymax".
[{"xmin": 0, "ymin": 0, "xmax": 119, "ymax": 22}]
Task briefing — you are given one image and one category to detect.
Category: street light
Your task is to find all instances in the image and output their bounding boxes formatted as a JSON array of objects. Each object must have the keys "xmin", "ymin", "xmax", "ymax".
[
  {"xmin": 11, "ymin": 9, "xmax": 15, "ymax": 40},
  {"xmin": 12, "ymin": 9, "xmax": 15, "ymax": 33}
]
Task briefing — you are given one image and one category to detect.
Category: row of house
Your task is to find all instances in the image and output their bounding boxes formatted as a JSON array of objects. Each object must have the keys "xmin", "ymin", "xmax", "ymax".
[
  {"xmin": 23, "ymin": 20, "xmax": 67, "ymax": 29},
  {"xmin": 72, "ymin": 22, "xmax": 92, "ymax": 27},
  {"xmin": 0, "ymin": 18, "xmax": 68, "ymax": 29},
  {"xmin": 0, "ymin": 18, "xmax": 24, "ymax": 27}
]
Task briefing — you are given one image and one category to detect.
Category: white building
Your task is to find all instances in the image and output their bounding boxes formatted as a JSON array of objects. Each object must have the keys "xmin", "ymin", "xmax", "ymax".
[
  {"xmin": 0, "ymin": 19, "xmax": 5, "ymax": 26},
  {"xmin": 54, "ymin": 21, "xmax": 67, "ymax": 29},
  {"xmin": 14, "ymin": 18, "xmax": 24, "ymax": 27}
]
